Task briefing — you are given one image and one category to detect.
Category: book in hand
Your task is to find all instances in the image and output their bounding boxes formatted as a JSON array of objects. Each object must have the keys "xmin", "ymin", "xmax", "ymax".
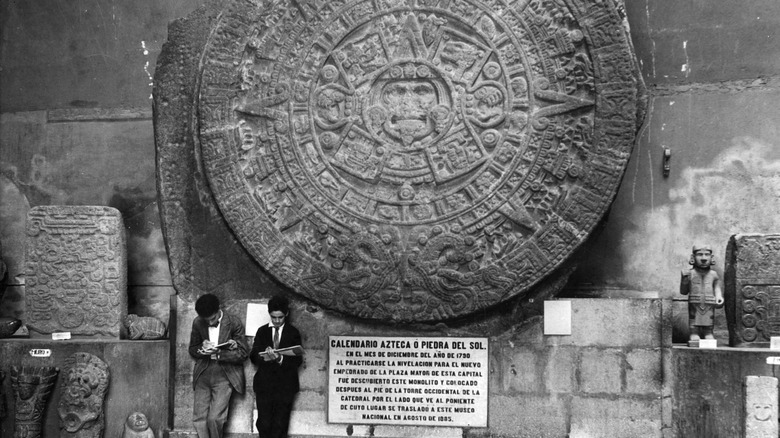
[{"xmin": 259, "ymin": 345, "xmax": 304, "ymax": 360}]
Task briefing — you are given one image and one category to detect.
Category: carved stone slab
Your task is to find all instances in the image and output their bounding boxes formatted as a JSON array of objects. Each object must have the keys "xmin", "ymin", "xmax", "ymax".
[
  {"xmin": 58, "ymin": 352, "xmax": 109, "ymax": 438},
  {"xmin": 24, "ymin": 206, "xmax": 127, "ymax": 336},
  {"xmin": 745, "ymin": 376, "xmax": 778, "ymax": 438},
  {"xmin": 155, "ymin": 0, "xmax": 644, "ymax": 321},
  {"xmin": 725, "ymin": 234, "xmax": 780, "ymax": 347}
]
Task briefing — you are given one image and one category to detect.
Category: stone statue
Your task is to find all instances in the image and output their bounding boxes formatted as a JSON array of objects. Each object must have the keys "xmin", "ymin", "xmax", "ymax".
[
  {"xmin": 124, "ymin": 314, "xmax": 166, "ymax": 340},
  {"xmin": 681, "ymin": 244, "xmax": 724, "ymax": 346},
  {"xmin": 58, "ymin": 352, "xmax": 109, "ymax": 438},
  {"xmin": 10, "ymin": 366, "xmax": 59, "ymax": 438},
  {"xmin": 122, "ymin": 412, "xmax": 155, "ymax": 438}
]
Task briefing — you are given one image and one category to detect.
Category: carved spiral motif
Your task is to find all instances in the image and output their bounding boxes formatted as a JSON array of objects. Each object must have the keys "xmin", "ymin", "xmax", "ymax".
[{"xmin": 196, "ymin": 0, "xmax": 643, "ymax": 321}]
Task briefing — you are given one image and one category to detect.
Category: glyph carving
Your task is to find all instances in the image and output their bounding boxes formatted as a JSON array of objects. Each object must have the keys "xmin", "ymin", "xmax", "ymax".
[
  {"xmin": 58, "ymin": 352, "xmax": 110, "ymax": 438},
  {"xmin": 24, "ymin": 206, "xmax": 127, "ymax": 336}
]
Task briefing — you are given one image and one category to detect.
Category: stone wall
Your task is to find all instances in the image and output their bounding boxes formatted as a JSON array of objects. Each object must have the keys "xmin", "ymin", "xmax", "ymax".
[{"xmin": 170, "ymin": 297, "xmax": 671, "ymax": 437}]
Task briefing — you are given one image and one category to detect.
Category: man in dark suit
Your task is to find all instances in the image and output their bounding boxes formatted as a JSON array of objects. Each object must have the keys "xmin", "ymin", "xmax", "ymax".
[
  {"xmin": 250, "ymin": 295, "xmax": 303, "ymax": 438},
  {"xmin": 189, "ymin": 294, "xmax": 249, "ymax": 438}
]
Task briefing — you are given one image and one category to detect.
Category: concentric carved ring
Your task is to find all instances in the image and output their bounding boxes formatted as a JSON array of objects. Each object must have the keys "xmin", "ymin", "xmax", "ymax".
[{"xmin": 195, "ymin": 0, "xmax": 644, "ymax": 321}]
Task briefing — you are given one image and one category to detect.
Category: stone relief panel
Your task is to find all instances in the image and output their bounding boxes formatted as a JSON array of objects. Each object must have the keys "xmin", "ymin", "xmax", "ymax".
[
  {"xmin": 58, "ymin": 352, "xmax": 110, "ymax": 438},
  {"xmin": 156, "ymin": 0, "xmax": 644, "ymax": 321},
  {"xmin": 726, "ymin": 234, "xmax": 780, "ymax": 347},
  {"xmin": 10, "ymin": 366, "xmax": 59, "ymax": 438},
  {"xmin": 24, "ymin": 206, "xmax": 127, "ymax": 336}
]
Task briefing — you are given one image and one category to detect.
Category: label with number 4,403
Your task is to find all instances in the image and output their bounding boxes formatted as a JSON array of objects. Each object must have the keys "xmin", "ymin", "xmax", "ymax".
[{"xmin": 29, "ymin": 349, "xmax": 52, "ymax": 358}]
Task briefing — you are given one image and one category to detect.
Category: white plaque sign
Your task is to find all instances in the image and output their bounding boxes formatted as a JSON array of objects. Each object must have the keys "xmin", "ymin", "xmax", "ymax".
[{"xmin": 328, "ymin": 336, "xmax": 488, "ymax": 427}]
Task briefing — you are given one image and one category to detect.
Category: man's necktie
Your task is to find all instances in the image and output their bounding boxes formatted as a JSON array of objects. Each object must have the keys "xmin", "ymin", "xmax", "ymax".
[{"xmin": 273, "ymin": 327, "xmax": 280, "ymax": 350}]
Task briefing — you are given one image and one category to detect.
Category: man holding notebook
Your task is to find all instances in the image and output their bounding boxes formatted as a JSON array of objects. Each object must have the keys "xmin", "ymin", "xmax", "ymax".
[
  {"xmin": 250, "ymin": 295, "xmax": 304, "ymax": 438},
  {"xmin": 188, "ymin": 293, "xmax": 249, "ymax": 438}
]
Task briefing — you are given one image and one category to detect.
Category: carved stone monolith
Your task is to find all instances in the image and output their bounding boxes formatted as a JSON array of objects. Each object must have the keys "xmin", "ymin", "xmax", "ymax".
[
  {"xmin": 745, "ymin": 376, "xmax": 778, "ymax": 438},
  {"xmin": 725, "ymin": 234, "xmax": 780, "ymax": 347},
  {"xmin": 24, "ymin": 206, "xmax": 127, "ymax": 336},
  {"xmin": 155, "ymin": 0, "xmax": 645, "ymax": 322},
  {"xmin": 58, "ymin": 352, "xmax": 109, "ymax": 438},
  {"xmin": 10, "ymin": 366, "xmax": 59, "ymax": 438}
]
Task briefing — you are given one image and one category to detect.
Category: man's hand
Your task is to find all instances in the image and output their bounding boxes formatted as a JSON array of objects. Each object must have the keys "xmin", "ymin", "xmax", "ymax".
[
  {"xmin": 224, "ymin": 339, "xmax": 238, "ymax": 350},
  {"xmin": 263, "ymin": 346, "xmax": 280, "ymax": 362},
  {"xmin": 198, "ymin": 340, "xmax": 218, "ymax": 355}
]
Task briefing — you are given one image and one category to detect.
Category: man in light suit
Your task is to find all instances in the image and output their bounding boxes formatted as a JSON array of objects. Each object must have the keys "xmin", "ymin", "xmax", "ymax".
[
  {"xmin": 250, "ymin": 295, "xmax": 303, "ymax": 438},
  {"xmin": 189, "ymin": 294, "xmax": 249, "ymax": 438}
]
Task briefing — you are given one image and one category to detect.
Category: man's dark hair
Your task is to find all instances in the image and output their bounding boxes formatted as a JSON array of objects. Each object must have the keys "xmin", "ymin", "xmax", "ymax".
[
  {"xmin": 267, "ymin": 295, "xmax": 290, "ymax": 315},
  {"xmin": 195, "ymin": 294, "xmax": 220, "ymax": 317}
]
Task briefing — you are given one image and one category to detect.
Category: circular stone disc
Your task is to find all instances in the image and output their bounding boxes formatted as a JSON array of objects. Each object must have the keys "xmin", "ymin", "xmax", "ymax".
[{"xmin": 196, "ymin": 0, "xmax": 643, "ymax": 321}]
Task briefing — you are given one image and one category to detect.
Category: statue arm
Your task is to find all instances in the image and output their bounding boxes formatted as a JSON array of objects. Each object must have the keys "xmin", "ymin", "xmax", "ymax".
[
  {"xmin": 714, "ymin": 272, "xmax": 724, "ymax": 306},
  {"xmin": 679, "ymin": 270, "xmax": 691, "ymax": 295}
]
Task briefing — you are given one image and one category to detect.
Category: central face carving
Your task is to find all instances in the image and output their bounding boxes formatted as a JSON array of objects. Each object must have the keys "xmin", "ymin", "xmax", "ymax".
[{"xmin": 382, "ymin": 80, "xmax": 436, "ymax": 145}]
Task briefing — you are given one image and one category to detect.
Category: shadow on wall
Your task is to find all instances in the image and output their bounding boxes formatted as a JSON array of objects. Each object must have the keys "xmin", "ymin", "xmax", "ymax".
[{"xmin": 615, "ymin": 137, "xmax": 780, "ymax": 296}]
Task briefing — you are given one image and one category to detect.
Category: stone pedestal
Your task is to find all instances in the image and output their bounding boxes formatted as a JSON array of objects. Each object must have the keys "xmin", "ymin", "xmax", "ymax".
[
  {"xmin": 745, "ymin": 376, "xmax": 778, "ymax": 438},
  {"xmin": 725, "ymin": 234, "xmax": 780, "ymax": 347}
]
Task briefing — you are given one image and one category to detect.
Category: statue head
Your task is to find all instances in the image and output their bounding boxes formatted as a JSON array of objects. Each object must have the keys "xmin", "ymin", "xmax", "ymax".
[
  {"xmin": 690, "ymin": 244, "xmax": 715, "ymax": 269},
  {"xmin": 126, "ymin": 412, "xmax": 149, "ymax": 432},
  {"xmin": 16, "ymin": 374, "xmax": 41, "ymax": 400}
]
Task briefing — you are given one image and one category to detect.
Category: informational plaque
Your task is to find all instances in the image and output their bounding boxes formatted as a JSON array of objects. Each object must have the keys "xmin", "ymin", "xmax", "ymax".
[{"xmin": 328, "ymin": 336, "xmax": 488, "ymax": 427}]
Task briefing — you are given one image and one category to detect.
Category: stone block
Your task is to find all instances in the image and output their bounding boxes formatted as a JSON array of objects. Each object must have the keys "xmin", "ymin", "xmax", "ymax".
[
  {"xmin": 745, "ymin": 376, "xmax": 778, "ymax": 438},
  {"xmin": 570, "ymin": 397, "xmax": 662, "ymax": 438},
  {"xmin": 487, "ymin": 394, "xmax": 569, "ymax": 438},
  {"xmin": 299, "ymin": 348, "xmax": 327, "ymax": 391},
  {"xmin": 625, "ymin": 349, "xmax": 662, "ymax": 394},
  {"xmin": 544, "ymin": 347, "xmax": 575, "ymax": 393},
  {"xmin": 504, "ymin": 350, "xmax": 540, "ymax": 393},
  {"xmin": 24, "ymin": 205, "xmax": 127, "ymax": 337},
  {"xmin": 580, "ymin": 348, "xmax": 622, "ymax": 394},
  {"xmin": 570, "ymin": 299, "xmax": 663, "ymax": 348},
  {"xmin": 725, "ymin": 234, "xmax": 780, "ymax": 347}
]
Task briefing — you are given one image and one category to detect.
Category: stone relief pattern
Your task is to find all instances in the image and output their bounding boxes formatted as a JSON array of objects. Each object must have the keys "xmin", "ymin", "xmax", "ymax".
[
  {"xmin": 193, "ymin": 0, "xmax": 641, "ymax": 321},
  {"xmin": 58, "ymin": 353, "xmax": 110, "ymax": 438},
  {"xmin": 729, "ymin": 235, "xmax": 780, "ymax": 344},
  {"xmin": 10, "ymin": 366, "xmax": 59, "ymax": 438},
  {"xmin": 24, "ymin": 206, "xmax": 127, "ymax": 336}
]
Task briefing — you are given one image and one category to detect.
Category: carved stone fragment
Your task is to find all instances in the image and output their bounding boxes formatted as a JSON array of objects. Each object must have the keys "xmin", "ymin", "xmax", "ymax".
[
  {"xmin": 122, "ymin": 412, "xmax": 155, "ymax": 438},
  {"xmin": 155, "ymin": 0, "xmax": 645, "ymax": 321},
  {"xmin": 725, "ymin": 234, "xmax": 780, "ymax": 347},
  {"xmin": 124, "ymin": 314, "xmax": 167, "ymax": 340},
  {"xmin": 10, "ymin": 366, "xmax": 59, "ymax": 438},
  {"xmin": 58, "ymin": 352, "xmax": 110, "ymax": 438},
  {"xmin": 745, "ymin": 376, "xmax": 778, "ymax": 438},
  {"xmin": 24, "ymin": 206, "xmax": 127, "ymax": 336}
]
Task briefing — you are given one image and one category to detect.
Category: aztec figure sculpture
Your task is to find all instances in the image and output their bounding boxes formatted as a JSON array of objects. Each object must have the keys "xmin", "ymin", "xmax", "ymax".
[
  {"xmin": 10, "ymin": 366, "xmax": 59, "ymax": 438},
  {"xmin": 155, "ymin": 0, "xmax": 645, "ymax": 322},
  {"xmin": 58, "ymin": 353, "xmax": 110, "ymax": 438},
  {"xmin": 681, "ymin": 244, "xmax": 724, "ymax": 345}
]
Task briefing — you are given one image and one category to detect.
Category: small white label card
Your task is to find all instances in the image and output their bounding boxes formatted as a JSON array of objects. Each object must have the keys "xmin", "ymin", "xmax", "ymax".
[
  {"xmin": 51, "ymin": 332, "xmax": 71, "ymax": 340},
  {"xmin": 29, "ymin": 349, "xmax": 51, "ymax": 358},
  {"xmin": 544, "ymin": 300, "xmax": 572, "ymax": 335},
  {"xmin": 766, "ymin": 357, "xmax": 780, "ymax": 365},
  {"xmin": 245, "ymin": 302, "xmax": 270, "ymax": 336},
  {"xmin": 698, "ymin": 339, "xmax": 717, "ymax": 349}
]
